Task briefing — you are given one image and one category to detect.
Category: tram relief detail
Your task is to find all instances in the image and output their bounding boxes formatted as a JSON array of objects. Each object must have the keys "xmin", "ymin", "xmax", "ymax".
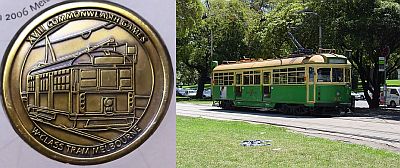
[
  {"xmin": 1, "ymin": 2, "xmax": 174, "ymax": 164},
  {"xmin": 21, "ymin": 20, "xmax": 151, "ymax": 155}
]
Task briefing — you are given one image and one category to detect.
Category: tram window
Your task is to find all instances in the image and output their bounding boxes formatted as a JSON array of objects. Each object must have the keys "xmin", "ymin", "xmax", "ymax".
[
  {"xmin": 345, "ymin": 68, "xmax": 350, "ymax": 82},
  {"xmin": 244, "ymin": 75, "xmax": 250, "ymax": 85},
  {"xmin": 317, "ymin": 68, "xmax": 331, "ymax": 82},
  {"xmin": 224, "ymin": 76, "xmax": 229, "ymax": 85},
  {"xmin": 254, "ymin": 75, "xmax": 260, "ymax": 84},
  {"xmin": 249, "ymin": 75, "xmax": 254, "ymax": 84},
  {"xmin": 228, "ymin": 75, "xmax": 234, "ymax": 85},
  {"xmin": 280, "ymin": 73, "xmax": 287, "ymax": 84},
  {"xmin": 243, "ymin": 71, "xmax": 259, "ymax": 85},
  {"xmin": 288, "ymin": 72, "xmax": 296, "ymax": 83},
  {"xmin": 254, "ymin": 71, "xmax": 261, "ymax": 84},
  {"xmin": 297, "ymin": 67, "xmax": 305, "ymax": 71},
  {"xmin": 309, "ymin": 67, "xmax": 314, "ymax": 82},
  {"xmin": 213, "ymin": 73, "xmax": 218, "ymax": 85},
  {"xmin": 263, "ymin": 72, "xmax": 270, "ymax": 84},
  {"xmin": 297, "ymin": 72, "xmax": 305, "ymax": 83},
  {"xmin": 332, "ymin": 68, "xmax": 344, "ymax": 82},
  {"xmin": 213, "ymin": 73, "xmax": 225, "ymax": 85},
  {"xmin": 273, "ymin": 73, "xmax": 279, "ymax": 84},
  {"xmin": 263, "ymin": 86, "xmax": 271, "ymax": 98},
  {"xmin": 236, "ymin": 74, "xmax": 242, "ymax": 85}
]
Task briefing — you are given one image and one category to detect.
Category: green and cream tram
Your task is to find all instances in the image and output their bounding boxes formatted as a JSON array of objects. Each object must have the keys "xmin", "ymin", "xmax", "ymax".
[{"xmin": 212, "ymin": 52, "xmax": 353, "ymax": 115}]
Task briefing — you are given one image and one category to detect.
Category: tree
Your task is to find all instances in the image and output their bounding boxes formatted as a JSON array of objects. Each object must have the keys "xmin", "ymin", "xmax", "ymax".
[
  {"xmin": 247, "ymin": 0, "xmax": 305, "ymax": 58},
  {"xmin": 177, "ymin": 0, "xmax": 203, "ymax": 38},
  {"xmin": 177, "ymin": 0, "xmax": 256, "ymax": 98},
  {"xmin": 306, "ymin": 0, "xmax": 400, "ymax": 108}
]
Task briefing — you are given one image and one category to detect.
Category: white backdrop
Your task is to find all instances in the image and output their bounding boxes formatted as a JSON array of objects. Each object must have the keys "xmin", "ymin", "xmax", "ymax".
[{"xmin": 0, "ymin": 0, "xmax": 176, "ymax": 167}]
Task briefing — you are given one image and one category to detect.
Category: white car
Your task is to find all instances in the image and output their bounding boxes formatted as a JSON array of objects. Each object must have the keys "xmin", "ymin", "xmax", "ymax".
[
  {"xmin": 176, "ymin": 88, "xmax": 187, "ymax": 96},
  {"xmin": 203, "ymin": 89, "xmax": 211, "ymax": 98},
  {"xmin": 351, "ymin": 91, "xmax": 364, "ymax": 100},
  {"xmin": 382, "ymin": 87, "xmax": 400, "ymax": 107},
  {"xmin": 185, "ymin": 89, "xmax": 197, "ymax": 97}
]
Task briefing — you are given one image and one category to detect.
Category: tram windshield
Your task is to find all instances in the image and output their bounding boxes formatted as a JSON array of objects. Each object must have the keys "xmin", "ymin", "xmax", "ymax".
[
  {"xmin": 332, "ymin": 68, "xmax": 344, "ymax": 82},
  {"xmin": 316, "ymin": 67, "xmax": 349, "ymax": 83}
]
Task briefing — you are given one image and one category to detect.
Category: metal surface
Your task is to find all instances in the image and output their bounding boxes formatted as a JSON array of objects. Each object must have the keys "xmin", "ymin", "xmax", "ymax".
[{"xmin": 1, "ymin": 1, "xmax": 173, "ymax": 165}]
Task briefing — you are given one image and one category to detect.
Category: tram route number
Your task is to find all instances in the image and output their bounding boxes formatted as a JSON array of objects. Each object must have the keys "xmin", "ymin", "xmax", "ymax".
[{"xmin": 0, "ymin": 0, "xmax": 50, "ymax": 22}]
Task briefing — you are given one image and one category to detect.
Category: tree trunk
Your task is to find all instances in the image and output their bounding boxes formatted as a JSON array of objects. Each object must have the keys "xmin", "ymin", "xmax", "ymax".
[
  {"xmin": 196, "ymin": 71, "xmax": 209, "ymax": 98},
  {"xmin": 357, "ymin": 57, "xmax": 381, "ymax": 109}
]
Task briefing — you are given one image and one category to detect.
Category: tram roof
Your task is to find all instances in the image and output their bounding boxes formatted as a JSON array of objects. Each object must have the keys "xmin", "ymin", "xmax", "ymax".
[
  {"xmin": 29, "ymin": 50, "xmax": 131, "ymax": 75},
  {"xmin": 213, "ymin": 53, "xmax": 349, "ymax": 71}
]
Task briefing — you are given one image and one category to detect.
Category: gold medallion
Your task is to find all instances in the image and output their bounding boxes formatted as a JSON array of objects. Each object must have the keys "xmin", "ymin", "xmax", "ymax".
[{"xmin": 1, "ymin": 1, "xmax": 172, "ymax": 165}]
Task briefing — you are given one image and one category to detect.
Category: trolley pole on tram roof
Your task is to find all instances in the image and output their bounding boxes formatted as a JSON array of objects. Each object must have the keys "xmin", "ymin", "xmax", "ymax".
[{"xmin": 297, "ymin": 9, "xmax": 322, "ymax": 49}]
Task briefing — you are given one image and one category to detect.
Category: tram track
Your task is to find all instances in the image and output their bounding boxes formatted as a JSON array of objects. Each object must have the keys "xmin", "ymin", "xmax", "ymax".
[{"xmin": 177, "ymin": 103, "xmax": 400, "ymax": 152}]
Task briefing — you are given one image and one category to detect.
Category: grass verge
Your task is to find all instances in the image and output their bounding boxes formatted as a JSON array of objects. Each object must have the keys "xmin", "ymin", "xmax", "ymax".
[
  {"xmin": 177, "ymin": 98, "xmax": 213, "ymax": 105},
  {"xmin": 177, "ymin": 116, "xmax": 400, "ymax": 168}
]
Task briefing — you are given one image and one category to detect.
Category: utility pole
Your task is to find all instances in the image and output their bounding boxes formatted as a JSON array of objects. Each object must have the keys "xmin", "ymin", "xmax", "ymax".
[{"xmin": 379, "ymin": 46, "xmax": 390, "ymax": 106}]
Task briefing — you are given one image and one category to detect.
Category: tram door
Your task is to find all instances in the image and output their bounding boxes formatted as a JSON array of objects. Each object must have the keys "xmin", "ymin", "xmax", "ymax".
[
  {"xmin": 307, "ymin": 67, "xmax": 316, "ymax": 103},
  {"xmin": 262, "ymin": 71, "xmax": 272, "ymax": 101}
]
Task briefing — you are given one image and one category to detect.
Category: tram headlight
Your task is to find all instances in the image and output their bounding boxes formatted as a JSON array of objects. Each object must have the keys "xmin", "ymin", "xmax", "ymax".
[{"xmin": 336, "ymin": 91, "xmax": 341, "ymax": 96}]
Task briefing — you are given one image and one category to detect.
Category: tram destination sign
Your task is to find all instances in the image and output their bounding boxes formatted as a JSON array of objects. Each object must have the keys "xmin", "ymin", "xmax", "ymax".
[{"xmin": 1, "ymin": 1, "xmax": 173, "ymax": 165}]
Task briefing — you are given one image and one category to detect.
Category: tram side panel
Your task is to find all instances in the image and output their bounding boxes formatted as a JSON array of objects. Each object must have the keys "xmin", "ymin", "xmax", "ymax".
[
  {"xmin": 51, "ymin": 69, "xmax": 75, "ymax": 128},
  {"xmin": 270, "ymin": 85, "xmax": 307, "ymax": 105}
]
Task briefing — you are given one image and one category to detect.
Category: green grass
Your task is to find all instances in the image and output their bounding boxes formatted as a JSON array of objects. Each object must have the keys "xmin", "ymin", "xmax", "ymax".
[
  {"xmin": 177, "ymin": 98, "xmax": 213, "ymax": 105},
  {"xmin": 177, "ymin": 116, "xmax": 400, "ymax": 168},
  {"xmin": 387, "ymin": 80, "xmax": 400, "ymax": 86}
]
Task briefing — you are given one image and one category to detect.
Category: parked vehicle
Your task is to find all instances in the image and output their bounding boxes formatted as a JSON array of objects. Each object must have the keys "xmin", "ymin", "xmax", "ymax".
[
  {"xmin": 382, "ymin": 87, "xmax": 400, "ymax": 107},
  {"xmin": 176, "ymin": 88, "xmax": 187, "ymax": 96},
  {"xmin": 185, "ymin": 89, "xmax": 197, "ymax": 97},
  {"xmin": 203, "ymin": 89, "xmax": 212, "ymax": 98},
  {"xmin": 351, "ymin": 91, "xmax": 365, "ymax": 100}
]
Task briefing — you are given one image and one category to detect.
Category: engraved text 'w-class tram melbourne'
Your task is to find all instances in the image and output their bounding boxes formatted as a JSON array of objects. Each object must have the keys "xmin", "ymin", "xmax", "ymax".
[{"xmin": 2, "ymin": 1, "xmax": 172, "ymax": 165}]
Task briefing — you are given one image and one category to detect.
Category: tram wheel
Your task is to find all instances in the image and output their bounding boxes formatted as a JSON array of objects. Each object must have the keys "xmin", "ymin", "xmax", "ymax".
[
  {"xmin": 294, "ymin": 106, "xmax": 308, "ymax": 115},
  {"xmin": 281, "ymin": 104, "xmax": 290, "ymax": 114},
  {"xmin": 220, "ymin": 100, "xmax": 234, "ymax": 110}
]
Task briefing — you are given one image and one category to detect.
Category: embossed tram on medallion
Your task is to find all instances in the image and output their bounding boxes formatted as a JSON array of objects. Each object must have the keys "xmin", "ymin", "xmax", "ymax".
[
  {"xmin": 24, "ymin": 37, "xmax": 144, "ymax": 150},
  {"xmin": 2, "ymin": 1, "xmax": 172, "ymax": 164}
]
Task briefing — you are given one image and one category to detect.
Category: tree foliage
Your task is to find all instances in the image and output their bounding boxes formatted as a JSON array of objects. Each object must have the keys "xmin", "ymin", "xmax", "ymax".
[
  {"xmin": 176, "ymin": 0, "xmax": 400, "ymax": 108},
  {"xmin": 177, "ymin": 0, "xmax": 259, "ymax": 97},
  {"xmin": 305, "ymin": 0, "xmax": 400, "ymax": 108},
  {"xmin": 176, "ymin": 0, "xmax": 203, "ymax": 38}
]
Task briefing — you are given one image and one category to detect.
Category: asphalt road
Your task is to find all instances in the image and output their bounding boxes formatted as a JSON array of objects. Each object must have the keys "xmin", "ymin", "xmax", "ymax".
[{"xmin": 177, "ymin": 102, "xmax": 400, "ymax": 153}]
